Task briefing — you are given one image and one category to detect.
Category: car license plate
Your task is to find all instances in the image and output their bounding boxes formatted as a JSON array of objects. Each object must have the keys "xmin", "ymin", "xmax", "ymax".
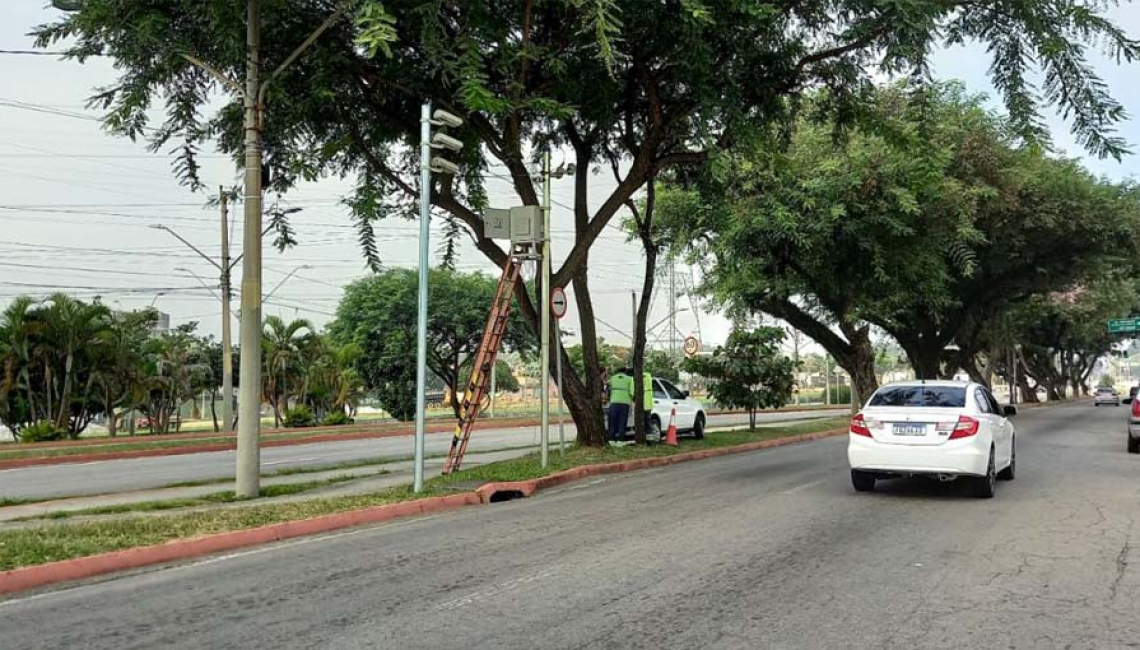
[{"xmin": 893, "ymin": 423, "xmax": 926, "ymax": 436}]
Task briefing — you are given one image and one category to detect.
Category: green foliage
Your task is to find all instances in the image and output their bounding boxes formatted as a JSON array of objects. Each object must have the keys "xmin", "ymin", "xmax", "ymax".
[
  {"xmin": 354, "ymin": 1, "xmax": 398, "ymax": 58},
  {"xmin": 321, "ymin": 410, "xmax": 354, "ymax": 426},
  {"xmin": 683, "ymin": 327, "xmax": 796, "ymax": 426},
  {"xmin": 330, "ymin": 268, "xmax": 535, "ymax": 419},
  {"xmin": 645, "ymin": 350, "xmax": 680, "ymax": 383},
  {"xmin": 18, "ymin": 421, "xmax": 65, "ymax": 444},
  {"xmin": 283, "ymin": 405, "xmax": 316, "ymax": 428}
]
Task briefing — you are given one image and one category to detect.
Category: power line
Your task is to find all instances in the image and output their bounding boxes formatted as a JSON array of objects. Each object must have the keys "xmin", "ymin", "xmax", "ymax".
[{"xmin": 0, "ymin": 50, "xmax": 74, "ymax": 56}]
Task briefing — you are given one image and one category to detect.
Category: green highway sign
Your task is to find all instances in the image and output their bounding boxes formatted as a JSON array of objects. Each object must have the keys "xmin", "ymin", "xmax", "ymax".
[{"xmin": 1107, "ymin": 318, "xmax": 1140, "ymax": 334}]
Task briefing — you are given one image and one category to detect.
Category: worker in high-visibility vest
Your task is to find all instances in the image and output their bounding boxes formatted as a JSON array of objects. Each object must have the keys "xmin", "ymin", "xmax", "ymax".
[
  {"xmin": 642, "ymin": 371, "xmax": 655, "ymax": 441},
  {"xmin": 607, "ymin": 367, "xmax": 633, "ymax": 442}
]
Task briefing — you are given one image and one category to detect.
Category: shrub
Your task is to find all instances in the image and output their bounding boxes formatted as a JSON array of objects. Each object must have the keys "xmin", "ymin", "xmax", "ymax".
[
  {"xmin": 19, "ymin": 420, "xmax": 65, "ymax": 444},
  {"xmin": 283, "ymin": 405, "xmax": 315, "ymax": 428},
  {"xmin": 321, "ymin": 411, "xmax": 354, "ymax": 426}
]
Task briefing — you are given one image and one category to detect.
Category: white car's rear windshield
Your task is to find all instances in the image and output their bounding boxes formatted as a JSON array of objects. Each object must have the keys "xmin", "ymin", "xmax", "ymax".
[{"xmin": 869, "ymin": 386, "xmax": 967, "ymax": 407}]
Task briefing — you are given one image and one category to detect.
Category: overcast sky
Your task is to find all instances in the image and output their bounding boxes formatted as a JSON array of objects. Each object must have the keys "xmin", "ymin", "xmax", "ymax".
[{"xmin": 2, "ymin": 2, "xmax": 1138, "ymax": 355}]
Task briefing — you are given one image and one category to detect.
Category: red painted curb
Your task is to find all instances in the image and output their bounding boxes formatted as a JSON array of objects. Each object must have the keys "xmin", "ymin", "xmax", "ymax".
[{"xmin": 0, "ymin": 492, "xmax": 482, "ymax": 596}]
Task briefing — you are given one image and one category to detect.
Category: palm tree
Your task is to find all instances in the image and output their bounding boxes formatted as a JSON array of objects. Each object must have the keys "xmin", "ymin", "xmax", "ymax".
[
  {"xmin": 91, "ymin": 310, "xmax": 156, "ymax": 436},
  {"xmin": 0, "ymin": 297, "xmax": 44, "ymax": 439},
  {"xmin": 262, "ymin": 316, "xmax": 313, "ymax": 426},
  {"xmin": 39, "ymin": 294, "xmax": 112, "ymax": 433}
]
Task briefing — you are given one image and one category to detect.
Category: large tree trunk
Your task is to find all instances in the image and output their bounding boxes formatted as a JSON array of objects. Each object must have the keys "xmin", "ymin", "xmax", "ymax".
[
  {"xmin": 1017, "ymin": 371, "xmax": 1040, "ymax": 403},
  {"xmin": 631, "ymin": 179, "xmax": 658, "ymax": 445},
  {"xmin": 838, "ymin": 328, "xmax": 878, "ymax": 411},
  {"xmin": 209, "ymin": 388, "xmax": 219, "ymax": 432}
]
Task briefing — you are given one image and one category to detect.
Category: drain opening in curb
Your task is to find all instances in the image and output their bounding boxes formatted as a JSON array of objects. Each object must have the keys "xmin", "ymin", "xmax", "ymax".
[{"xmin": 488, "ymin": 490, "xmax": 526, "ymax": 503}]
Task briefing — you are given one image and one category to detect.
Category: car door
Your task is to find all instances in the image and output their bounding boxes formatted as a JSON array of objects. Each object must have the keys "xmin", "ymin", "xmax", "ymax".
[
  {"xmin": 650, "ymin": 379, "xmax": 670, "ymax": 426},
  {"xmin": 983, "ymin": 387, "xmax": 1014, "ymax": 467},
  {"xmin": 659, "ymin": 379, "xmax": 695, "ymax": 429}
]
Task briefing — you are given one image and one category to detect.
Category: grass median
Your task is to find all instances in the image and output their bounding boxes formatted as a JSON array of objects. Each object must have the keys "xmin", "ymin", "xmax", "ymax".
[{"xmin": 0, "ymin": 417, "xmax": 846, "ymax": 572}]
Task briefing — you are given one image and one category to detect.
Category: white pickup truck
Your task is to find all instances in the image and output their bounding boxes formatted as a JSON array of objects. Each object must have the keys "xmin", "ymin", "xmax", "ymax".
[{"xmin": 607, "ymin": 377, "xmax": 707, "ymax": 441}]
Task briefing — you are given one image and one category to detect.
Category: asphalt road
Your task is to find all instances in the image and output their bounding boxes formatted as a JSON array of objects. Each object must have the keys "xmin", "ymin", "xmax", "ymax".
[
  {"xmin": 4, "ymin": 402, "xmax": 1137, "ymax": 649},
  {"xmin": 0, "ymin": 410, "xmax": 845, "ymax": 500}
]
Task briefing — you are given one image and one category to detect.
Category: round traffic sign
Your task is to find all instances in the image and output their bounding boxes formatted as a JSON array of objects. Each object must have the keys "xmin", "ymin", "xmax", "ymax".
[
  {"xmin": 551, "ymin": 287, "xmax": 568, "ymax": 319},
  {"xmin": 683, "ymin": 336, "xmax": 700, "ymax": 357}
]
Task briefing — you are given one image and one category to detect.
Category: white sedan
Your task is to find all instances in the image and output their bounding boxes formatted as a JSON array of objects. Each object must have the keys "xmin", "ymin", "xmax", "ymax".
[{"xmin": 847, "ymin": 380, "xmax": 1016, "ymax": 498}]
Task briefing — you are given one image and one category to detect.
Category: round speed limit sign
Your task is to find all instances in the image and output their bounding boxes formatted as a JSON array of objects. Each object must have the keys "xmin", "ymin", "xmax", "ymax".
[
  {"xmin": 683, "ymin": 336, "xmax": 700, "ymax": 357},
  {"xmin": 551, "ymin": 287, "xmax": 568, "ymax": 319}
]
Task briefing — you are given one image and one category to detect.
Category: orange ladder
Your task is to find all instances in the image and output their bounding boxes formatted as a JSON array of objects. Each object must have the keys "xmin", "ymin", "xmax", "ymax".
[{"xmin": 443, "ymin": 254, "xmax": 524, "ymax": 474}]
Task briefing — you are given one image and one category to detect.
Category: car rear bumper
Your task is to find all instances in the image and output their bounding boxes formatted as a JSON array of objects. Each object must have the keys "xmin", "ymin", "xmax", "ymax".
[
  {"xmin": 1095, "ymin": 398, "xmax": 1120, "ymax": 404},
  {"xmin": 847, "ymin": 433, "xmax": 990, "ymax": 477},
  {"xmin": 1129, "ymin": 419, "xmax": 1140, "ymax": 439}
]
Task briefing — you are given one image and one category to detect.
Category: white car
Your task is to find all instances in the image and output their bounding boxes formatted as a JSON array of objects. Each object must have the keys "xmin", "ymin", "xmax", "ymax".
[
  {"xmin": 1094, "ymin": 387, "xmax": 1121, "ymax": 406},
  {"xmin": 612, "ymin": 378, "xmax": 707, "ymax": 441},
  {"xmin": 847, "ymin": 380, "xmax": 1016, "ymax": 498}
]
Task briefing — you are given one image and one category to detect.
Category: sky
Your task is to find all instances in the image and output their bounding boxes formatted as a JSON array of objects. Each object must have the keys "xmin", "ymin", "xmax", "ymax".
[{"xmin": 1, "ymin": 2, "xmax": 1139, "ymax": 355}]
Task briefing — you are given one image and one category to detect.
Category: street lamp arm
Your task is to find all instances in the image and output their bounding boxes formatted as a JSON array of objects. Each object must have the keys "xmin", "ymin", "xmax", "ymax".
[
  {"xmin": 179, "ymin": 53, "xmax": 244, "ymax": 96},
  {"xmin": 152, "ymin": 225, "xmax": 222, "ymax": 271},
  {"xmin": 257, "ymin": 0, "xmax": 354, "ymax": 111},
  {"xmin": 228, "ymin": 223, "xmax": 279, "ymax": 270},
  {"xmin": 176, "ymin": 267, "xmax": 222, "ymax": 302}
]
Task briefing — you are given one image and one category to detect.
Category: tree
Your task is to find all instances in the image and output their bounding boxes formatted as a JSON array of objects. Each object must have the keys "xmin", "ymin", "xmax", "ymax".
[
  {"xmin": 40, "ymin": 0, "xmax": 1138, "ymax": 444},
  {"xmin": 92, "ymin": 310, "xmax": 157, "ymax": 437},
  {"xmin": 139, "ymin": 324, "xmax": 212, "ymax": 434},
  {"xmin": 261, "ymin": 316, "xmax": 314, "ymax": 427},
  {"xmin": 658, "ymin": 84, "xmax": 982, "ymax": 403},
  {"xmin": 330, "ymin": 268, "xmax": 534, "ymax": 420},
  {"xmin": 684, "ymin": 327, "xmax": 795, "ymax": 429}
]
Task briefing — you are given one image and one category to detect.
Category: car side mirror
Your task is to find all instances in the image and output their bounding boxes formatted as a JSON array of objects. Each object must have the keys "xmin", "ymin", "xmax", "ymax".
[
  {"xmin": 682, "ymin": 391, "xmax": 690, "ymax": 399},
  {"xmin": 1124, "ymin": 397, "xmax": 1134, "ymax": 405},
  {"xmin": 1002, "ymin": 405, "xmax": 1018, "ymax": 417}
]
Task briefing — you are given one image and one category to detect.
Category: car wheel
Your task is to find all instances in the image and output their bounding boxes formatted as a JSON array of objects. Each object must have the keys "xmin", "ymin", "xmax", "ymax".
[
  {"xmin": 997, "ymin": 437, "xmax": 1015, "ymax": 481},
  {"xmin": 973, "ymin": 449, "xmax": 997, "ymax": 498},
  {"xmin": 851, "ymin": 470, "xmax": 876, "ymax": 493},
  {"xmin": 649, "ymin": 416, "xmax": 662, "ymax": 442},
  {"xmin": 1128, "ymin": 435, "xmax": 1139, "ymax": 454},
  {"xmin": 692, "ymin": 414, "xmax": 706, "ymax": 440}
]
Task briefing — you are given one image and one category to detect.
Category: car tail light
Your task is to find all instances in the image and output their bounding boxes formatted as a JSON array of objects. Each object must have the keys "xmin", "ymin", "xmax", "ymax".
[
  {"xmin": 948, "ymin": 415, "xmax": 979, "ymax": 439},
  {"xmin": 850, "ymin": 413, "xmax": 872, "ymax": 437},
  {"xmin": 1132, "ymin": 399, "xmax": 1140, "ymax": 418}
]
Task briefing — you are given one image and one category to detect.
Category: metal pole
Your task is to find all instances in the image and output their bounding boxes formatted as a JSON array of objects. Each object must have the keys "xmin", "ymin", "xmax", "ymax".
[
  {"xmin": 413, "ymin": 102, "xmax": 432, "ymax": 492},
  {"xmin": 540, "ymin": 149, "xmax": 551, "ymax": 469},
  {"xmin": 235, "ymin": 0, "xmax": 263, "ymax": 498},
  {"xmin": 1011, "ymin": 348, "xmax": 1018, "ymax": 405},
  {"xmin": 825, "ymin": 356, "xmax": 831, "ymax": 406},
  {"xmin": 220, "ymin": 188, "xmax": 234, "ymax": 432},
  {"xmin": 490, "ymin": 360, "xmax": 496, "ymax": 418},
  {"xmin": 556, "ymin": 319, "xmax": 565, "ymax": 457}
]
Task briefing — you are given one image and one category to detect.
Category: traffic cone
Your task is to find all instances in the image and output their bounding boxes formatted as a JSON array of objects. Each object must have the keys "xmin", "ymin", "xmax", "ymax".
[{"xmin": 665, "ymin": 408, "xmax": 679, "ymax": 447}]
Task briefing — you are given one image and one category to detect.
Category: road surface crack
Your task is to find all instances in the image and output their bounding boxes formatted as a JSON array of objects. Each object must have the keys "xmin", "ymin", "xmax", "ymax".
[{"xmin": 1110, "ymin": 539, "xmax": 1131, "ymax": 601}]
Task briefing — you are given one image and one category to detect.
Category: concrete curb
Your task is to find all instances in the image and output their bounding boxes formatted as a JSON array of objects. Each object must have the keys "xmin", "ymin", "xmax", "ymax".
[{"xmin": 0, "ymin": 493, "xmax": 482, "ymax": 596}]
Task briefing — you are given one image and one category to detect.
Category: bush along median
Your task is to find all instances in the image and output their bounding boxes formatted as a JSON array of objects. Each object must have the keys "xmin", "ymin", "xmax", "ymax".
[{"xmin": 0, "ymin": 417, "xmax": 847, "ymax": 592}]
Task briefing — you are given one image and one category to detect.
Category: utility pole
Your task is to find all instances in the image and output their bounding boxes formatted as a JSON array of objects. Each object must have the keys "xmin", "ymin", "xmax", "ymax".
[
  {"xmin": 540, "ymin": 149, "xmax": 552, "ymax": 469},
  {"xmin": 413, "ymin": 102, "xmax": 432, "ymax": 493},
  {"xmin": 235, "ymin": 0, "xmax": 263, "ymax": 498},
  {"xmin": 556, "ymin": 321, "xmax": 565, "ymax": 457},
  {"xmin": 411, "ymin": 103, "xmax": 463, "ymax": 490},
  {"xmin": 669, "ymin": 260, "xmax": 677, "ymax": 356},
  {"xmin": 219, "ymin": 188, "xmax": 234, "ymax": 432}
]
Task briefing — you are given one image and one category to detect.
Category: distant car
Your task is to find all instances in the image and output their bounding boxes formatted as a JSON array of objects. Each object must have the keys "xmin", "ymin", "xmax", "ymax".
[
  {"xmin": 1094, "ymin": 387, "xmax": 1121, "ymax": 406},
  {"xmin": 607, "ymin": 378, "xmax": 707, "ymax": 442},
  {"xmin": 1128, "ymin": 399, "xmax": 1140, "ymax": 454},
  {"xmin": 847, "ymin": 381, "xmax": 1016, "ymax": 498},
  {"xmin": 1130, "ymin": 385, "xmax": 1139, "ymax": 401}
]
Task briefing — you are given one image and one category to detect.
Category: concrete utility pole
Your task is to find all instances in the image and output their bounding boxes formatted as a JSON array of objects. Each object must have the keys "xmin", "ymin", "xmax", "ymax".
[
  {"xmin": 219, "ymin": 189, "xmax": 234, "ymax": 432},
  {"xmin": 235, "ymin": 0, "xmax": 264, "ymax": 498},
  {"xmin": 540, "ymin": 149, "xmax": 552, "ymax": 469}
]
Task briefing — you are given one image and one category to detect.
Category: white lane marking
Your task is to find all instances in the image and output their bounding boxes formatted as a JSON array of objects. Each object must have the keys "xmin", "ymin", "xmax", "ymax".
[
  {"xmin": 433, "ymin": 568, "xmax": 561, "ymax": 611},
  {"xmin": 261, "ymin": 457, "xmax": 321, "ymax": 467},
  {"xmin": 780, "ymin": 478, "xmax": 827, "ymax": 495}
]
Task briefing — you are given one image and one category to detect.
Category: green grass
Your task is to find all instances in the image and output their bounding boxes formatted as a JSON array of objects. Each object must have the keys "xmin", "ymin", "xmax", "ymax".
[{"xmin": 0, "ymin": 417, "xmax": 846, "ymax": 571}]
